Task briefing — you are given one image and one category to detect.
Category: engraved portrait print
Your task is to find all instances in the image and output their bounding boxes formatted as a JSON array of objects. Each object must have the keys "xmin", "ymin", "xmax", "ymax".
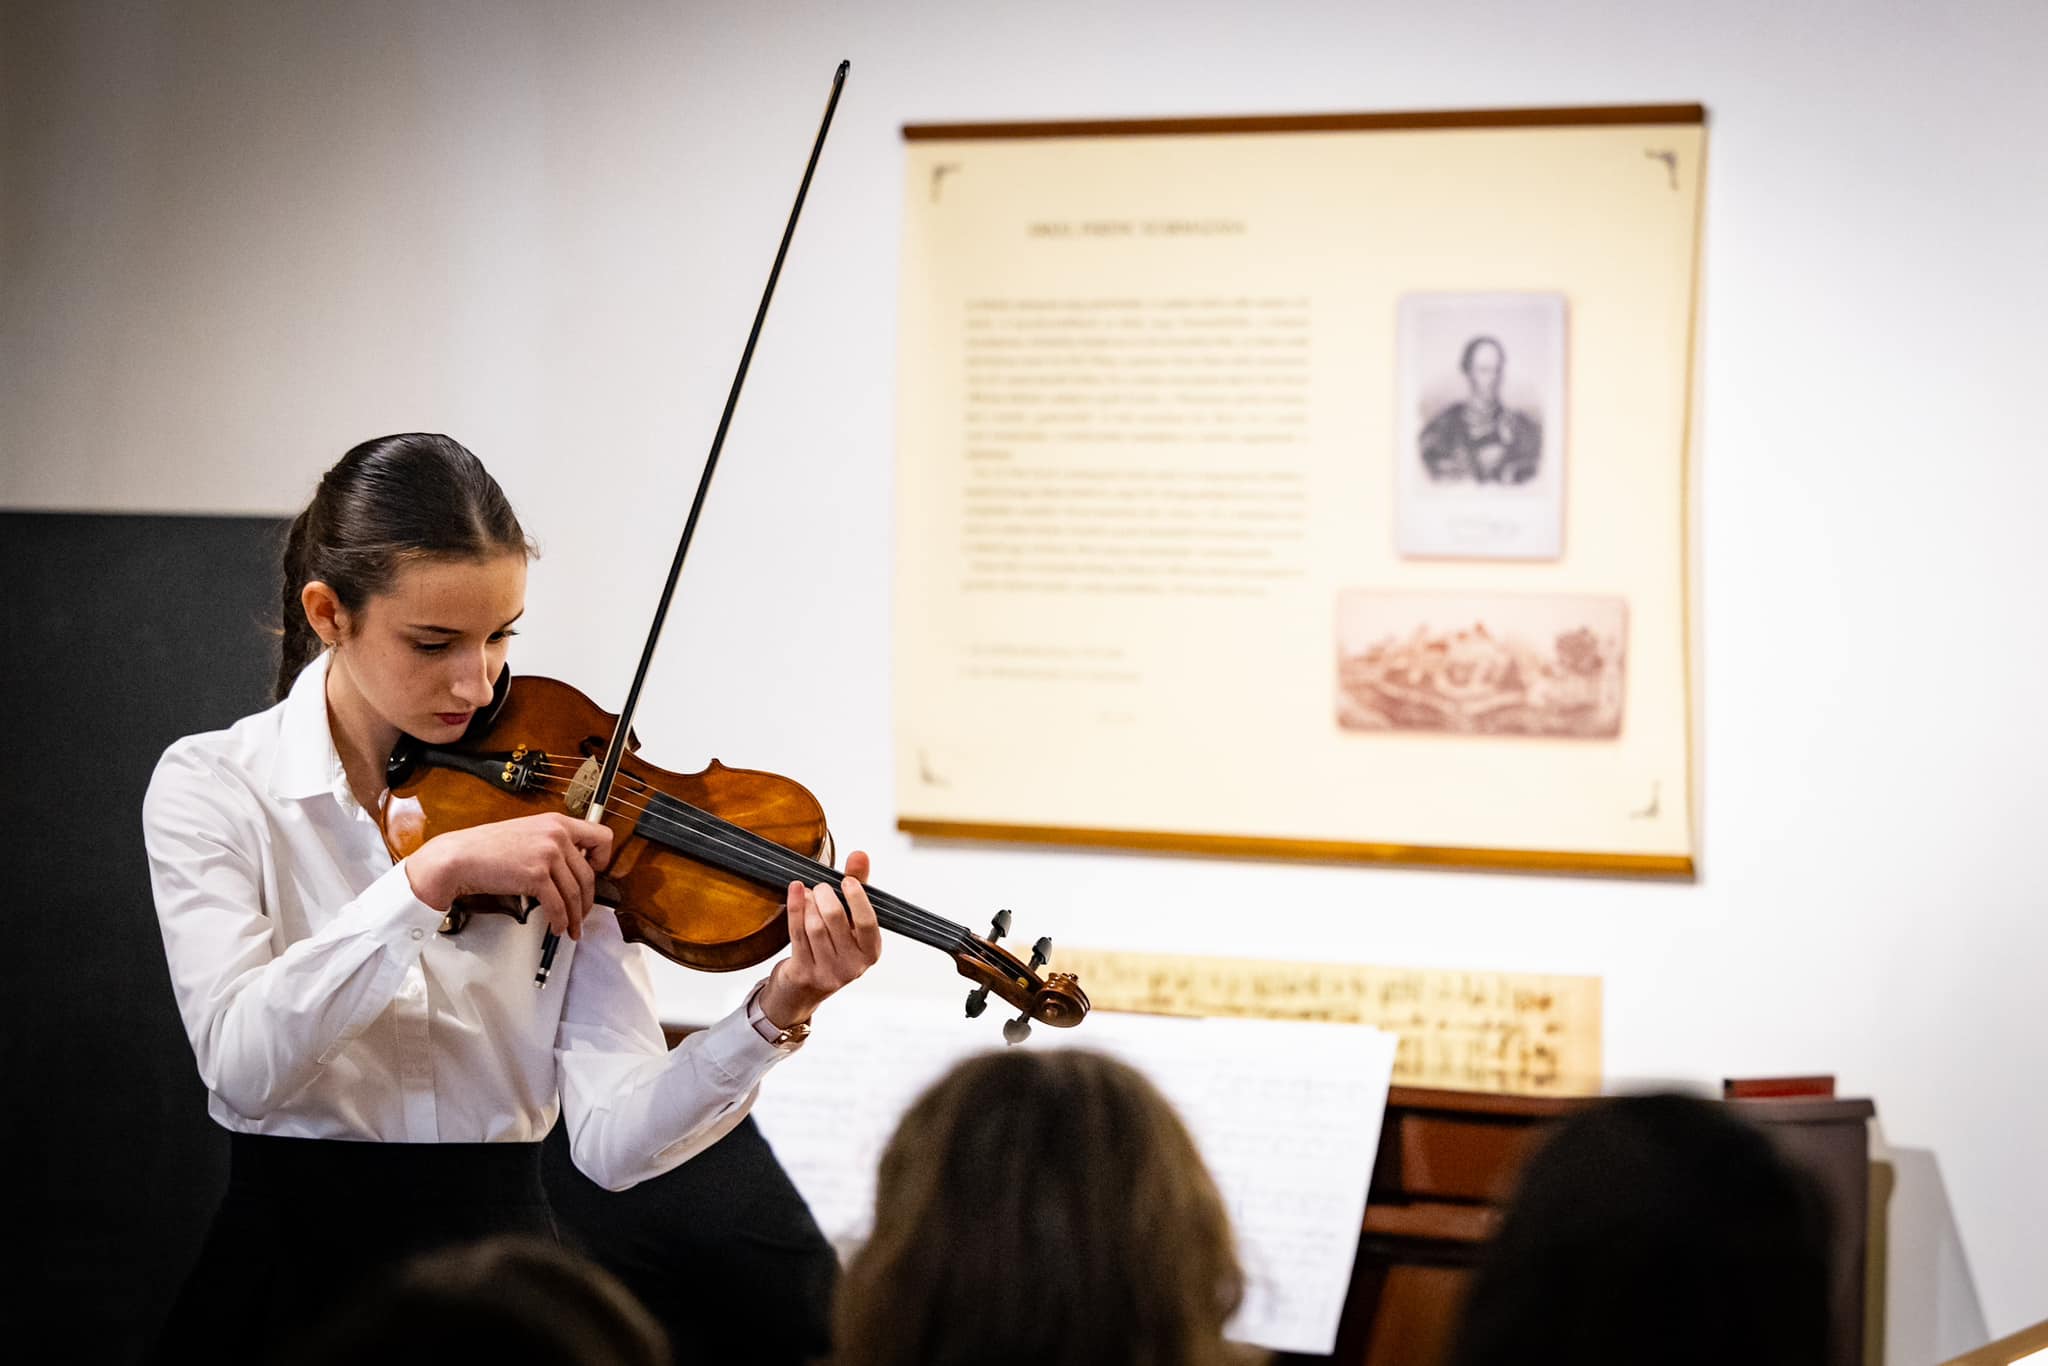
[{"xmin": 1395, "ymin": 292, "xmax": 1567, "ymax": 560}]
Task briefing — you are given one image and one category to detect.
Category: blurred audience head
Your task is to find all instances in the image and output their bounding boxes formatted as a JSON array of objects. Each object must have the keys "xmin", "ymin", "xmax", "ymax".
[
  {"xmin": 290, "ymin": 1234, "xmax": 670, "ymax": 1366},
  {"xmin": 1448, "ymin": 1091, "xmax": 1833, "ymax": 1366},
  {"xmin": 833, "ymin": 1048, "xmax": 1251, "ymax": 1366}
]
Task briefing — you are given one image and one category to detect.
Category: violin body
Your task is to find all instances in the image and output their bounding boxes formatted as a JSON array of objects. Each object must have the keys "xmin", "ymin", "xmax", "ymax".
[
  {"xmin": 382, "ymin": 674, "xmax": 824, "ymax": 972},
  {"xmin": 380, "ymin": 672, "xmax": 1089, "ymax": 1029}
]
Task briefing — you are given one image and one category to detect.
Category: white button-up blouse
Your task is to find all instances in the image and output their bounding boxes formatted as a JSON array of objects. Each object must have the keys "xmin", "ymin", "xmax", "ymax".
[{"xmin": 142, "ymin": 649, "xmax": 785, "ymax": 1190}]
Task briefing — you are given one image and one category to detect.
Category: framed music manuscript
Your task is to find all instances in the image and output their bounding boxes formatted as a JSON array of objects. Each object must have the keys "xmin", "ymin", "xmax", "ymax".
[{"xmin": 893, "ymin": 106, "xmax": 1706, "ymax": 875}]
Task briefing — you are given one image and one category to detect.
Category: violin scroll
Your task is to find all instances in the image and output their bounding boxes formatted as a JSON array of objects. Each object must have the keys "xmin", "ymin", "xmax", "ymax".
[{"xmin": 953, "ymin": 933, "xmax": 1091, "ymax": 1036}]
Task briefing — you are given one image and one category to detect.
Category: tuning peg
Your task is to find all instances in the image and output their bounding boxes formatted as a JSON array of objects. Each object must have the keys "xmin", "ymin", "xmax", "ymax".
[
  {"xmin": 964, "ymin": 909, "xmax": 1016, "ymax": 1019},
  {"xmin": 1027, "ymin": 936, "xmax": 1051, "ymax": 973},
  {"xmin": 996, "ymin": 936, "xmax": 1056, "ymax": 1041}
]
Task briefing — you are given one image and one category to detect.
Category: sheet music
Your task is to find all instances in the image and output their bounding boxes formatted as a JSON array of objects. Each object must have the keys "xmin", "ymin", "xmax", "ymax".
[
  {"xmin": 1054, "ymin": 946, "xmax": 1602, "ymax": 1096},
  {"xmin": 748, "ymin": 995, "xmax": 1397, "ymax": 1355}
]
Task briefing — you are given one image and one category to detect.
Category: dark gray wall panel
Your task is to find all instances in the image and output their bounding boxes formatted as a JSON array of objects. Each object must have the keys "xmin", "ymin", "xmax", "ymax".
[{"xmin": 2, "ymin": 510, "xmax": 285, "ymax": 1364}]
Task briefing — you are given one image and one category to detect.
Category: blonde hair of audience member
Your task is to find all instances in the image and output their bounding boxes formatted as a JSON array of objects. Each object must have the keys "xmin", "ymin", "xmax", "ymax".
[
  {"xmin": 833, "ymin": 1049, "xmax": 1256, "ymax": 1366},
  {"xmin": 289, "ymin": 1235, "xmax": 671, "ymax": 1366}
]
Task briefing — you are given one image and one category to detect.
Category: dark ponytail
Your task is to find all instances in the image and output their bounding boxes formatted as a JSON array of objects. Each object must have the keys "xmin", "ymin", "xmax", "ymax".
[{"xmin": 276, "ymin": 433, "xmax": 538, "ymax": 702}]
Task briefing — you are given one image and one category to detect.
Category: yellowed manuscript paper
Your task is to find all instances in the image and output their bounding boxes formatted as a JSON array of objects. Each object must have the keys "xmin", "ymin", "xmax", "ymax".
[{"xmin": 1056, "ymin": 946, "xmax": 1602, "ymax": 1096}]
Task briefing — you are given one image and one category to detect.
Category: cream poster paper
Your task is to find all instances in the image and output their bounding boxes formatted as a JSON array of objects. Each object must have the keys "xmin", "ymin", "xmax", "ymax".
[{"xmin": 895, "ymin": 119, "xmax": 1704, "ymax": 864}]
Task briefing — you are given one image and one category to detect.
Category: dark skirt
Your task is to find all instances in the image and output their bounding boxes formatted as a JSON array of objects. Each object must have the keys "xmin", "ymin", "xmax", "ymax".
[
  {"xmin": 542, "ymin": 1115, "xmax": 838, "ymax": 1366},
  {"xmin": 152, "ymin": 1132, "xmax": 556, "ymax": 1366}
]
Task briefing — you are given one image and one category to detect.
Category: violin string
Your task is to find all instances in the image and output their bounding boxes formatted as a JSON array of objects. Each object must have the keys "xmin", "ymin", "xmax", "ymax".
[
  {"xmin": 619, "ymin": 792, "xmax": 992, "ymax": 964},
  {"xmin": 505, "ymin": 758, "xmax": 977, "ymax": 951},
  {"xmin": 550, "ymin": 780, "xmax": 1017, "ymax": 975},
  {"xmin": 501, "ymin": 767, "xmax": 1009, "ymax": 968},
  {"xmin": 516, "ymin": 753, "xmax": 868, "ymax": 892},
  {"xmin": 455, "ymin": 759, "xmax": 1022, "ymax": 979},
  {"xmin": 625, "ymin": 791, "xmax": 990, "ymax": 962}
]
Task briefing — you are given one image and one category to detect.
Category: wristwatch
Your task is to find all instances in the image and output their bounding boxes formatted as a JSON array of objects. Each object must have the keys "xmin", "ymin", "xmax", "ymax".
[{"xmin": 745, "ymin": 977, "xmax": 811, "ymax": 1051}]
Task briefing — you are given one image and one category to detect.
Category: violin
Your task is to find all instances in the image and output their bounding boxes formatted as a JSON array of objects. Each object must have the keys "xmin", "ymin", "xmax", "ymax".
[
  {"xmin": 372, "ymin": 61, "xmax": 1088, "ymax": 1039},
  {"xmin": 379, "ymin": 671, "xmax": 1088, "ymax": 1038}
]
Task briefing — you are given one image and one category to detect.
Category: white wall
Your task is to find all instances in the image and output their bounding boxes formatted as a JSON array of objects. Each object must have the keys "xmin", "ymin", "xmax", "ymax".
[{"xmin": 7, "ymin": 1, "xmax": 2044, "ymax": 1357}]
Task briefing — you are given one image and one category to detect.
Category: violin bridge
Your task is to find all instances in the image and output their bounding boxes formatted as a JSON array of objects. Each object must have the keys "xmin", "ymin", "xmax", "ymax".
[{"xmin": 564, "ymin": 756, "xmax": 602, "ymax": 817}]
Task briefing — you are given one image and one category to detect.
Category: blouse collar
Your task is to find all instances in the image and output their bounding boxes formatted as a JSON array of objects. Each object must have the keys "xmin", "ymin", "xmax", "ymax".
[{"xmin": 268, "ymin": 649, "xmax": 349, "ymax": 802}]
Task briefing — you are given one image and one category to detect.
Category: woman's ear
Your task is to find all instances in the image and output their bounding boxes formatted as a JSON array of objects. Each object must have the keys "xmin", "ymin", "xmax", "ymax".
[{"xmin": 300, "ymin": 580, "xmax": 347, "ymax": 648}]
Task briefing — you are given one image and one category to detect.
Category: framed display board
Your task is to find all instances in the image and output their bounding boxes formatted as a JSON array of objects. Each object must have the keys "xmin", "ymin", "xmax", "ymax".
[{"xmin": 893, "ymin": 106, "xmax": 1706, "ymax": 875}]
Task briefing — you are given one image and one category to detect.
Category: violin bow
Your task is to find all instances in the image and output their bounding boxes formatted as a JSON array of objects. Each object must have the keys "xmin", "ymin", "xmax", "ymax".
[{"xmin": 536, "ymin": 60, "xmax": 851, "ymax": 987}]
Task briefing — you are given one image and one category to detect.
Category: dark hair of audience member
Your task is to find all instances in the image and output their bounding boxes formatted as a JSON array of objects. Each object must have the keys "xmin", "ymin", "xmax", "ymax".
[
  {"xmin": 1447, "ymin": 1092, "xmax": 1834, "ymax": 1366},
  {"xmin": 287, "ymin": 1234, "xmax": 670, "ymax": 1366},
  {"xmin": 832, "ymin": 1048, "xmax": 1254, "ymax": 1366}
]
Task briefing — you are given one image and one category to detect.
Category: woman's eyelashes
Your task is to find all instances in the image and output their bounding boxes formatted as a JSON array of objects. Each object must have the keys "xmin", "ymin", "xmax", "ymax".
[{"xmin": 411, "ymin": 629, "xmax": 517, "ymax": 655}]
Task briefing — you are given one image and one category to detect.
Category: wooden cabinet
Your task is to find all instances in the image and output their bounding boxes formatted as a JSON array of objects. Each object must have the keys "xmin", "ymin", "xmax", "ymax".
[{"xmin": 1278, "ymin": 1088, "xmax": 1875, "ymax": 1366}]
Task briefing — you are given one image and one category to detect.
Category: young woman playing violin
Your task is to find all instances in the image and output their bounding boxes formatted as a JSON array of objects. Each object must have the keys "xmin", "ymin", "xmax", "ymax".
[{"xmin": 142, "ymin": 432, "xmax": 881, "ymax": 1361}]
